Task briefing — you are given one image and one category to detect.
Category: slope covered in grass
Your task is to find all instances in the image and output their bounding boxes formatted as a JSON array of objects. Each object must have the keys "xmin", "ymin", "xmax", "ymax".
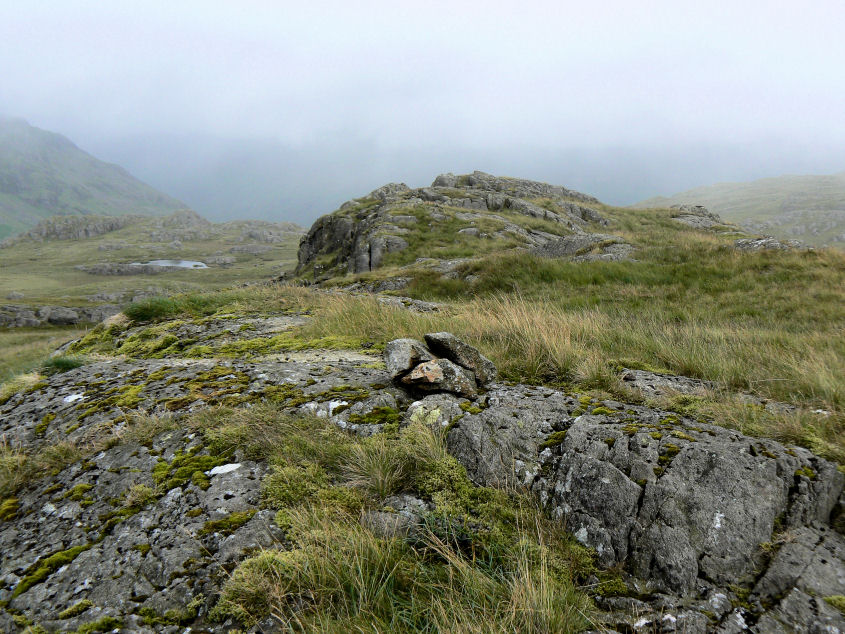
[{"xmin": 636, "ymin": 171, "xmax": 845, "ymax": 247}]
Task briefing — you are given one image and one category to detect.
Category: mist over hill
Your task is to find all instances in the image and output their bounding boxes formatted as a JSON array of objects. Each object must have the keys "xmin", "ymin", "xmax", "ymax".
[
  {"xmin": 0, "ymin": 118, "xmax": 185, "ymax": 239},
  {"xmin": 85, "ymin": 132, "xmax": 845, "ymax": 227}
]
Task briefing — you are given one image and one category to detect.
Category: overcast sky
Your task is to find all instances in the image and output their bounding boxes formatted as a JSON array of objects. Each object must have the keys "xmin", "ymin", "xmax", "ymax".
[{"xmin": 2, "ymin": 1, "xmax": 845, "ymax": 221}]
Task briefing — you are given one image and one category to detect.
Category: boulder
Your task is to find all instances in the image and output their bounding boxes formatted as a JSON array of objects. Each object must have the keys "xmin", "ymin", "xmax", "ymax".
[
  {"xmin": 735, "ymin": 236, "xmax": 802, "ymax": 251},
  {"xmin": 424, "ymin": 332, "xmax": 497, "ymax": 387},
  {"xmin": 46, "ymin": 307, "xmax": 80, "ymax": 325},
  {"xmin": 400, "ymin": 358, "xmax": 477, "ymax": 397},
  {"xmin": 383, "ymin": 338, "xmax": 433, "ymax": 379}
]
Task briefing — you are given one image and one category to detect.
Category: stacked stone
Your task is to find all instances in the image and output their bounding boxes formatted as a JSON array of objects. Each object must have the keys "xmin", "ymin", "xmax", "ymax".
[{"xmin": 383, "ymin": 332, "xmax": 496, "ymax": 398}]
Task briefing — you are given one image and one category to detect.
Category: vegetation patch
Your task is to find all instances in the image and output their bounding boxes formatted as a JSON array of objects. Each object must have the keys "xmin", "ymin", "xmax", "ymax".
[
  {"xmin": 0, "ymin": 497, "xmax": 19, "ymax": 521},
  {"xmin": 41, "ymin": 355, "xmax": 88, "ymax": 376},
  {"xmin": 539, "ymin": 430, "xmax": 568, "ymax": 450},
  {"xmin": 213, "ymin": 424, "xmax": 593, "ymax": 631},
  {"xmin": 13, "ymin": 544, "xmax": 92, "ymax": 597},
  {"xmin": 152, "ymin": 447, "xmax": 230, "ymax": 492},
  {"xmin": 74, "ymin": 616, "xmax": 124, "ymax": 633},
  {"xmin": 58, "ymin": 600, "xmax": 94, "ymax": 619},
  {"xmin": 198, "ymin": 510, "xmax": 257, "ymax": 536},
  {"xmin": 825, "ymin": 595, "xmax": 845, "ymax": 615}
]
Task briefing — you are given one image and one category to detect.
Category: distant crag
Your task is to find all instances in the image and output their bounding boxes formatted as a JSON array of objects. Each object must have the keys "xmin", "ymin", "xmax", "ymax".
[{"xmin": 295, "ymin": 171, "xmax": 624, "ymax": 280}]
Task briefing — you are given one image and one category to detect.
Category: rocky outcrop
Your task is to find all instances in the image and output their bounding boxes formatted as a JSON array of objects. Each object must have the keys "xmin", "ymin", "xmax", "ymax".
[
  {"xmin": 670, "ymin": 204, "xmax": 724, "ymax": 229},
  {"xmin": 735, "ymin": 236, "xmax": 803, "ymax": 251},
  {"xmin": 1, "ymin": 322, "xmax": 843, "ymax": 631},
  {"xmin": 295, "ymin": 171, "xmax": 611, "ymax": 278},
  {"xmin": 0, "ymin": 303, "xmax": 121, "ymax": 328},
  {"xmin": 532, "ymin": 233, "xmax": 634, "ymax": 262},
  {"xmin": 437, "ymin": 383, "xmax": 845, "ymax": 631},
  {"xmin": 75, "ymin": 262, "xmax": 207, "ymax": 275},
  {"xmin": 1, "ymin": 215, "xmax": 140, "ymax": 246}
]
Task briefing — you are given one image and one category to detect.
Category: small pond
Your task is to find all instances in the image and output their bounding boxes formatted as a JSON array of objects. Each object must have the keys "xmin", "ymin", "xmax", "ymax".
[{"xmin": 130, "ymin": 259, "xmax": 208, "ymax": 269}]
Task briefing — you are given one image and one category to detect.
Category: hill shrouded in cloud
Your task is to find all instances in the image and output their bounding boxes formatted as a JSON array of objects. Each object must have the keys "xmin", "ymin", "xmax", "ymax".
[
  {"xmin": 0, "ymin": 118, "xmax": 185, "ymax": 240},
  {"xmin": 636, "ymin": 172, "xmax": 845, "ymax": 247}
]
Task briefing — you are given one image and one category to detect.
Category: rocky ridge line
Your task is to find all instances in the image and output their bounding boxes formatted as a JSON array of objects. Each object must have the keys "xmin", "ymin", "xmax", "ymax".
[{"xmin": 294, "ymin": 170, "xmax": 627, "ymax": 280}]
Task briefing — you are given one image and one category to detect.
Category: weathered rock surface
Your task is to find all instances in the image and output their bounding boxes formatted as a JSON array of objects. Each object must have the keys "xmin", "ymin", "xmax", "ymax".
[
  {"xmin": 671, "ymin": 204, "xmax": 724, "ymax": 229},
  {"xmin": 0, "ymin": 303, "xmax": 121, "ymax": 328},
  {"xmin": 75, "ymin": 262, "xmax": 202, "ymax": 275},
  {"xmin": 532, "ymin": 233, "xmax": 633, "ymax": 262},
  {"xmin": 401, "ymin": 358, "xmax": 478, "ymax": 397},
  {"xmin": 424, "ymin": 332, "xmax": 497, "ymax": 387},
  {"xmin": 437, "ymin": 384, "xmax": 845, "ymax": 631},
  {"xmin": 735, "ymin": 236, "xmax": 803, "ymax": 251},
  {"xmin": 384, "ymin": 338, "xmax": 434, "ymax": 378}
]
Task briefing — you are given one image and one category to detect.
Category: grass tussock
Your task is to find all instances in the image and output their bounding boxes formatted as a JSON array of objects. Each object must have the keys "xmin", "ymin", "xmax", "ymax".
[
  {"xmin": 204, "ymin": 404, "xmax": 594, "ymax": 631},
  {"xmin": 213, "ymin": 507, "xmax": 592, "ymax": 633},
  {"xmin": 40, "ymin": 355, "xmax": 88, "ymax": 375},
  {"xmin": 0, "ymin": 438, "xmax": 83, "ymax": 498}
]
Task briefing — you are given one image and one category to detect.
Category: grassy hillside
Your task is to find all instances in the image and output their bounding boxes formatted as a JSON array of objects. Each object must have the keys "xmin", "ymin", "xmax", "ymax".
[
  {"xmin": 0, "ymin": 117, "xmax": 185, "ymax": 240},
  {"xmin": 636, "ymin": 172, "xmax": 845, "ymax": 247},
  {"xmin": 0, "ymin": 211, "xmax": 301, "ymax": 306}
]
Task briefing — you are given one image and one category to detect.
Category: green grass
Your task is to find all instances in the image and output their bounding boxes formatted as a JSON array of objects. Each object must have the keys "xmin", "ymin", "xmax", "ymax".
[{"xmin": 0, "ymin": 327, "xmax": 86, "ymax": 382}]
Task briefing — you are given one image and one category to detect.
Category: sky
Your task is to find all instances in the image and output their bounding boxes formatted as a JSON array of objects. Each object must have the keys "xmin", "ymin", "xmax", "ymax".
[{"xmin": 2, "ymin": 1, "xmax": 845, "ymax": 223}]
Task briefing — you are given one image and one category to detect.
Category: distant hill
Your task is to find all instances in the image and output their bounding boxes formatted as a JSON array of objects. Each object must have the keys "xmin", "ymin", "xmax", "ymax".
[
  {"xmin": 0, "ymin": 117, "xmax": 186, "ymax": 240},
  {"xmin": 635, "ymin": 172, "xmax": 845, "ymax": 247}
]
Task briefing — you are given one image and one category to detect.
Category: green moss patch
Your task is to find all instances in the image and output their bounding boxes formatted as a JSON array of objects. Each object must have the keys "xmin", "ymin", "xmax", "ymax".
[
  {"xmin": 0, "ymin": 498, "xmax": 19, "ymax": 521},
  {"xmin": 199, "ymin": 510, "xmax": 257, "ymax": 536},
  {"xmin": 58, "ymin": 600, "xmax": 94, "ymax": 619},
  {"xmin": 152, "ymin": 447, "xmax": 229, "ymax": 492},
  {"xmin": 539, "ymin": 430, "xmax": 568, "ymax": 450},
  {"xmin": 13, "ymin": 544, "xmax": 92, "ymax": 597}
]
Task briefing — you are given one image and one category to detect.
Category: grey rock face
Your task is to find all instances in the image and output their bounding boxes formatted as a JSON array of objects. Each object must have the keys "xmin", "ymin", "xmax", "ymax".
[
  {"xmin": 735, "ymin": 236, "xmax": 803, "ymax": 251},
  {"xmin": 0, "ymin": 303, "xmax": 120, "ymax": 328},
  {"xmin": 75, "ymin": 262, "xmax": 191, "ymax": 275},
  {"xmin": 670, "ymin": 204, "xmax": 724, "ymax": 229},
  {"xmin": 621, "ymin": 368, "xmax": 716, "ymax": 397},
  {"xmin": 751, "ymin": 526, "xmax": 845, "ymax": 631},
  {"xmin": 445, "ymin": 383, "xmax": 844, "ymax": 601},
  {"xmin": 532, "ymin": 233, "xmax": 632, "ymax": 261},
  {"xmin": 46, "ymin": 306, "xmax": 79, "ymax": 325},
  {"xmin": 295, "ymin": 171, "xmax": 610, "ymax": 278},
  {"xmin": 424, "ymin": 332, "xmax": 497, "ymax": 387}
]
